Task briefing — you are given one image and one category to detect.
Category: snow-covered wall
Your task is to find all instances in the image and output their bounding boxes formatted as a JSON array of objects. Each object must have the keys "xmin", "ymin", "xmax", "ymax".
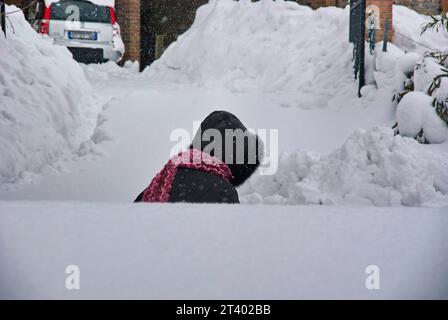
[{"xmin": 0, "ymin": 6, "xmax": 98, "ymax": 184}]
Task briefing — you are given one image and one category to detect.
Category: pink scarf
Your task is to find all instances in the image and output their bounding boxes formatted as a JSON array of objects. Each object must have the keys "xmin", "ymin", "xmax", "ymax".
[{"xmin": 142, "ymin": 149, "xmax": 233, "ymax": 202}]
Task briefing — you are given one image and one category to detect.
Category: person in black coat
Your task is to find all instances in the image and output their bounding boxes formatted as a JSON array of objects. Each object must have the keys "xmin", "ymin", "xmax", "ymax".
[{"xmin": 135, "ymin": 111, "xmax": 263, "ymax": 204}]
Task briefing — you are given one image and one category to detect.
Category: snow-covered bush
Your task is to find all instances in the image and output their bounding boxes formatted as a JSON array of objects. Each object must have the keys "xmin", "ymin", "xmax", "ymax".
[
  {"xmin": 0, "ymin": 6, "xmax": 97, "ymax": 184},
  {"xmin": 396, "ymin": 91, "xmax": 448, "ymax": 143},
  {"xmin": 390, "ymin": 8, "xmax": 448, "ymax": 144},
  {"xmin": 240, "ymin": 127, "xmax": 448, "ymax": 207},
  {"xmin": 388, "ymin": 51, "xmax": 420, "ymax": 102},
  {"xmin": 393, "ymin": 56, "xmax": 448, "ymax": 144}
]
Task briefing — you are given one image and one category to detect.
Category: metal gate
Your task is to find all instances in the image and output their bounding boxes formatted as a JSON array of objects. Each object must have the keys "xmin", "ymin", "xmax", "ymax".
[{"xmin": 350, "ymin": 0, "xmax": 366, "ymax": 97}]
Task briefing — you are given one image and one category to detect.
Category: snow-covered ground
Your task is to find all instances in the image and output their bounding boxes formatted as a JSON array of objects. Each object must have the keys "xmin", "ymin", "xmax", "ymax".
[
  {"xmin": 1, "ymin": 1, "xmax": 448, "ymax": 299},
  {"xmin": 1, "ymin": 202, "xmax": 447, "ymax": 299}
]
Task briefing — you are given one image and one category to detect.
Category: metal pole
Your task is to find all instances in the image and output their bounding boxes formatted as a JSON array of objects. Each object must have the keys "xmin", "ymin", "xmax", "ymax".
[
  {"xmin": 382, "ymin": 17, "xmax": 389, "ymax": 52},
  {"xmin": 1, "ymin": 1, "xmax": 6, "ymax": 38},
  {"xmin": 358, "ymin": 0, "xmax": 366, "ymax": 97}
]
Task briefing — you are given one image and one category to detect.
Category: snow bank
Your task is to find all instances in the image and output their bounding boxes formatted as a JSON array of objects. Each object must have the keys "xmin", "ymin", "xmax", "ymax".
[
  {"xmin": 240, "ymin": 127, "xmax": 448, "ymax": 207},
  {"xmin": 393, "ymin": 5, "xmax": 448, "ymax": 54},
  {"xmin": 0, "ymin": 6, "xmax": 98, "ymax": 184},
  {"xmin": 145, "ymin": 2, "xmax": 445, "ymax": 93},
  {"xmin": 145, "ymin": 0, "xmax": 354, "ymax": 94}
]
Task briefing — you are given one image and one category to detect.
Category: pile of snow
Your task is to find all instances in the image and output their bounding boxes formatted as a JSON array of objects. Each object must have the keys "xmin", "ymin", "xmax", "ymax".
[
  {"xmin": 240, "ymin": 127, "xmax": 448, "ymax": 207},
  {"xmin": 145, "ymin": 0, "xmax": 354, "ymax": 95},
  {"xmin": 145, "ymin": 1, "xmax": 445, "ymax": 94},
  {"xmin": 0, "ymin": 6, "xmax": 98, "ymax": 184},
  {"xmin": 393, "ymin": 5, "xmax": 448, "ymax": 54}
]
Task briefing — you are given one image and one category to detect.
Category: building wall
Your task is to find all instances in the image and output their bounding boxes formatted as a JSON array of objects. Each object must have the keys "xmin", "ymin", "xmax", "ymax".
[
  {"xmin": 367, "ymin": 0, "xmax": 394, "ymax": 42},
  {"xmin": 140, "ymin": 0, "xmax": 207, "ymax": 68},
  {"xmin": 393, "ymin": 0, "xmax": 441, "ymax": 15},
  {"xmin": 443, "ymin": 0, "xmax": 448, "ymax": 11},
  {"xmin": 116, "ymin": 0, "xmax": 140, "ymax": 63},
  {"xmin": 295, "ymin": 1, "xmax": 348, "ymax": 9},
  {"xmin": 298, "ymin": 0, "xmax": 442, "ymax": 14},
  {"xmin": 5, "ymin": 0, "xmax": 23, "ymax": 6}
]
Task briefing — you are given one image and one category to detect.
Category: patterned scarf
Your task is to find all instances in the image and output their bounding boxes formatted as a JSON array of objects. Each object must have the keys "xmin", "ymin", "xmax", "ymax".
[{"xmin": 142, "ymin": 149, "xmax": 233, "ymax": 202}]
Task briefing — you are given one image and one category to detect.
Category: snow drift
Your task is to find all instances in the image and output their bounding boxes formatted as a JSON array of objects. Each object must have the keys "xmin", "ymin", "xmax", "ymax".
[
  {"xmin": 393, "ymin": 5, "xmax": 448, "ymax": 54},
  {"xmin": 240, "ymin": 127, "xmax": 448, "ymax": 207},
  {"xmin": 145, "ymin": 0, "xmax": 355, "ymax": 95},
  {"xmin": 144, "ymin": 2, "xmax": 445, "ymax": 94},
  {"xmin": 0, "ymin": 6, "xmax": 97, "ymax": 184}
]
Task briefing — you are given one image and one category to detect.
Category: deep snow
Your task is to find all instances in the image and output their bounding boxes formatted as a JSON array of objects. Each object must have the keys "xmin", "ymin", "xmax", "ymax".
[
  {"xmin": 1, "ymin": 2, "xmax": 447, "ymax": 208},
  {"xmin": 240, "ymin": 127, "xmax": 448, "ymax": 207},
  {"xmin": 0, "ymin": 6, "xmax": 100, "ymax": 185},
  {"xmin": 1, "ymin": 201, "xmax": 447, "ymax": 299},
  {"xmin": 1, "ymin": 0, "xmax": 448, "ymax": 300}
]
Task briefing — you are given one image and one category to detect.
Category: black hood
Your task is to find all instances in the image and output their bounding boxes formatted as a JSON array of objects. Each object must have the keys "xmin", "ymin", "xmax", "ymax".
[{"xmin": 191, "ymin": 111, "xmax": 263, "ymax": 187}]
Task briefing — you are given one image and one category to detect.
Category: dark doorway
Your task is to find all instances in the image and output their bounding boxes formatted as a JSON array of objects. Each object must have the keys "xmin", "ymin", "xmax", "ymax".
[{"xmin": 140, "ymin": 0, "xmax": 207, "ymax": 69}]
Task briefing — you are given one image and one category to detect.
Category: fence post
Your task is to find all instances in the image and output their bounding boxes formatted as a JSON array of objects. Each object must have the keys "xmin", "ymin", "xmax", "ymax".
[
  {"xmin": 382, "ymin": 17, "xmax": 389, "ymax": 52},
  {"xmin": 358, "ymin": 0, "xmax": 366, "ymax": 97}
]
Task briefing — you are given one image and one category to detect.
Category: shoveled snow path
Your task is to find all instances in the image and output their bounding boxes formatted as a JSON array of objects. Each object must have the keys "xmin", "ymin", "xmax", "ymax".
[{"xmin": 0, "ymin": 67, "xmax": 393, "ymax": 202}]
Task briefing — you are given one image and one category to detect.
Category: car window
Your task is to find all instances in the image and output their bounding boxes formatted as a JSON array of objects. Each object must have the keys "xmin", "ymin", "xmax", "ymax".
[{"xmin": 50, "ymin": 0, "xmax": 111, "ymax": 24}]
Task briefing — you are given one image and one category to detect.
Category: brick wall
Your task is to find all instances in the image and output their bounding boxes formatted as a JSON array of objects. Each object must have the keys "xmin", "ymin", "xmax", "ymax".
[
  {"xmin": 5, "ymin": 0, "xmax": 23, "ymax": 6},
  {"xmin": 298, "ymin": 0, "xmax": 444, "ymax": 14},
  {"xmin": 441, "ymin": 0, "xmax": 448, "ymax": 11},
  {"xmin": 116, "ymin": 0, "xmax": 140, "ymax": 63},
  {"xmin": 296, "ymin": 0, "xmax": 348, "ymax": 9},
  {"xmin": 367, "ymin": 0, "xmax": 394, "ymax": 42},
  {"xmin": 394, "ymin": 0, "xmax": 441, "ymax": 15}
]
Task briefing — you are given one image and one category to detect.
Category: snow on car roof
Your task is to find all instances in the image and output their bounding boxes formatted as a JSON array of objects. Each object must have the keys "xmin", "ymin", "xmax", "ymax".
[{"xmin": 44, "ymin": 0, "xmax": 115, "ymax": 7}]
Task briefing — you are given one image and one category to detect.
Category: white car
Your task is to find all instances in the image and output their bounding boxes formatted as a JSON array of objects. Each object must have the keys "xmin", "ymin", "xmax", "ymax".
[{"xmin": 38, "ymin": 0, "xmax": 124, "ymax": 63}]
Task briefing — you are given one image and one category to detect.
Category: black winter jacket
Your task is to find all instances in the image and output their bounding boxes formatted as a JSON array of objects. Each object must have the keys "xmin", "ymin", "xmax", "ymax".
[{"xmin": 135, "ymin": 111, "xmax": 262, "ymax": 204}]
